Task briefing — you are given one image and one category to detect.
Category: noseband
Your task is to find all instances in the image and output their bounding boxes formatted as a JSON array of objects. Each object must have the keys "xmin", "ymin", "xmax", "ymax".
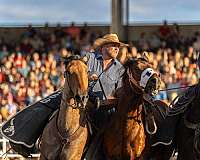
[{"xmin": 127, "ymin": 67, "xmax": 159, "ymax": 95}]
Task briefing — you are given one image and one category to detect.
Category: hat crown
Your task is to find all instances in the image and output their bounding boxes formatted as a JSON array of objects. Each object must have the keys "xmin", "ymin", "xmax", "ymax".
[
  {"xmin": 93, "ymin": 33, "xmax": 128, "ymax": 50},
  {"xmin": 103, "ymin": 34, "xmax": 119, "ymax": 43}
]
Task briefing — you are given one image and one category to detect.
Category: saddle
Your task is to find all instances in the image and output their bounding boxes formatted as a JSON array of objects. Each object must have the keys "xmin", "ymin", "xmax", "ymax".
[{"xmin": 84, "ymin": 98, "xmax": 118, "ymax": 160}]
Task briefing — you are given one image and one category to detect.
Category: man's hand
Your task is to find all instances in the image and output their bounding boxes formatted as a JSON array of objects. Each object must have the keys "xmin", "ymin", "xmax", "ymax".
[
  {"xmin": 89, "ymin": 73, "xmax": 98, "ymax": 81},
  {"xmin": 100, "ymin": 97, "xmax": 118, "ymax": 106},
  {"xmin": 107, "ymin": 96, "xmax": 115, "ymax": 99}
]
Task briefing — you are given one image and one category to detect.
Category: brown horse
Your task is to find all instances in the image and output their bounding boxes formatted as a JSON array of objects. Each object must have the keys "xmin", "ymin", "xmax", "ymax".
[
  {"xmin": 174, "ymin": 90, "xmax": 200, "ymax": 160},
  {"xmin": 39, "ymin": 55, "xmax": 89, "ymax": 160},
  {"xmin": 103, "ymin": 55, "xmax": 173, "ymax": 160}
]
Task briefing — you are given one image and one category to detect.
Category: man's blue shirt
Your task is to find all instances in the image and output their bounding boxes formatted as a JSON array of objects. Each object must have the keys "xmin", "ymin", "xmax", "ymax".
[{"xmin": 86, "ymin": 52, "xmax": 125, "ymax": 100}]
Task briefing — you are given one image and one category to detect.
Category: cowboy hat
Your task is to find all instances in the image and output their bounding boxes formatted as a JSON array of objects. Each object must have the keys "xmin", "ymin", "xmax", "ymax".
[{"xmin": 93, "ymin": 33, "xmax": 128, "ymax": 50}]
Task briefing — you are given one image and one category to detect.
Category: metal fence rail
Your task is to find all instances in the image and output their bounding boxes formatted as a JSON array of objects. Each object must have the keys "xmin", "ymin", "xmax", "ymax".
[{"xmin": 0, "ymin": 137, "xmax": 40, "ymax": 159}]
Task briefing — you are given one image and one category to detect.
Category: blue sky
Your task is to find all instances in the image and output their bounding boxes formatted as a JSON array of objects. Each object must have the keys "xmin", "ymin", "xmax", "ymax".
[{"xmin": 0, "ymin": 0, "xmax": 200, "ymax": 24}]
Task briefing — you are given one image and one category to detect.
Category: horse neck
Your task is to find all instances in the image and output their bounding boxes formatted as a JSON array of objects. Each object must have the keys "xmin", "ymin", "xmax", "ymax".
[
  {"xmin": 117, "ymin": 83, "xmax": 143, "ymax": 114},
  {"xmin": 57, "ymin": 81, "xmax": 84, "ymax": 135},
  {"xmin": 115, "ymin": 84, "xmax": 144, "ymax": 158}
]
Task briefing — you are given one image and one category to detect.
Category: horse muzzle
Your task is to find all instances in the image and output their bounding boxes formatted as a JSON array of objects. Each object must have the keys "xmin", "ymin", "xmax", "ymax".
[
  {"xmin": 145, "ymin": 77, "xmax": 161, "ymax": 96},
  {"xmin": 75, "ymin": 94, "xmax": 89, "ymax": 109}
]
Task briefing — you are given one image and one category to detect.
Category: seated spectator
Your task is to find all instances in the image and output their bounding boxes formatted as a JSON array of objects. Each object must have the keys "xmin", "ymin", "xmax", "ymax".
[
  {"xmin": 0, "ymin": 45, "xmax": 9, "ymax": 59},
  {"xmin": 0, "ymin": 24, "xmax": 200, "ymax": 124}
]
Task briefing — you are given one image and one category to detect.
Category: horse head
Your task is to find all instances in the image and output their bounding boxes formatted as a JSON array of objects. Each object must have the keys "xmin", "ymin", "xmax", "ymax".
[
  {"xmin": 124, "ymin": 52, "xmax": 161, "ymax": 96},
  {"xmin": 62, "ymin": 55, "xmax": 89, "ymax": 108}
]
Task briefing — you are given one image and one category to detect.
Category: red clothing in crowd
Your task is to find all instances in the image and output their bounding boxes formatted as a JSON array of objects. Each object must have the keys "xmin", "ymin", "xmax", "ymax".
[
  {"xmin": 64, "ymin": 25, "xmax": 80, "ymax": 38},
  {"xmin": 159, "ymin": 25, "xmax": 171, "ymax": 38},
  {"xmin": 14, "ymin": 54, "xmax": 24, "ymax": 68}
]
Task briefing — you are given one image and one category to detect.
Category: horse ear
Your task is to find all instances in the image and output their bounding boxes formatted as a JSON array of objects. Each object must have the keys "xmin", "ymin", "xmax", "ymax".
[
  {"xmin": 142, "ymin": 51, "xmax": 150, "ymax": 62},
  {"xmin": 81, "ymin": 55, "xmax": 89, "ymax": 64},
  {"xmin": 60, "ymin": 57, "xmax": 71, "ymax": 66}
]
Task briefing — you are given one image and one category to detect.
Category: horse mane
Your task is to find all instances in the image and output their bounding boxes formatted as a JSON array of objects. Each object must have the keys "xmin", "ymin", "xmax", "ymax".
[
  {"xmin": 122, "ymin": 58, "xmax": 136, "ymax": 85},
  {"xmin": 62, "ymin": 55, "xmax": 81, "ymax": 65},
  {"xmin": 57, "ymin": 54, "xmax": 88, "ymax": 68}
]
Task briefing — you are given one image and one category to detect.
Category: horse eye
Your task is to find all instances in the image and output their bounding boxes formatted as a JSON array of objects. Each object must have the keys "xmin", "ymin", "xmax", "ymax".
[
  {"xmin": 64, "ymin": 71, "xmax": 72, "ymax": 78},
  {"xmin": 75, "ymin": 95, "xmax": 81, "ymax": 101}
]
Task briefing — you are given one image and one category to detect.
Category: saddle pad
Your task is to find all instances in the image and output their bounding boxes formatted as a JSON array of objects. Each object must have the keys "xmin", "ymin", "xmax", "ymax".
[{"xmin": 1, "ymin": 90, "xmax": 62, "ymax": 148}]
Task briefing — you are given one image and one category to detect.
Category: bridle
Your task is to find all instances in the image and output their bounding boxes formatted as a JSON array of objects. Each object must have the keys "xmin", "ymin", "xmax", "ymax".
[
  {"xmin": 126, "ymin": 67, "xmax": 159, "ymax": 132},
  {"xmin": 126, "ymin": 68, "xmax": 144, "ymax": 95}
]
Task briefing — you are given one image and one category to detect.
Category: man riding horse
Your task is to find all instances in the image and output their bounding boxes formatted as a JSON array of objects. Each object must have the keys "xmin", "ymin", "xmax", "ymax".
[
  {"xmin": 152, "ymin": 55, "xmax": 200, "ymax": 146},
  {"xmin": 85, "ymin": 33, "xmax": 128, "ymax": 130},
  {"xmin": 1, "ymin": 33, "xmax": 128, "ymax": 157}
]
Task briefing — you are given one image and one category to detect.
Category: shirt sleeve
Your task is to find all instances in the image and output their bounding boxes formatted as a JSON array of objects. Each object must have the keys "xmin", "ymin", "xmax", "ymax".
[
  {"xmin": 84, "ymin": 52, "xmax": 95, "ymax": 73},
  {"xmin": 116, "ymin": 66, "xmax": 125, "ymax": 89}
]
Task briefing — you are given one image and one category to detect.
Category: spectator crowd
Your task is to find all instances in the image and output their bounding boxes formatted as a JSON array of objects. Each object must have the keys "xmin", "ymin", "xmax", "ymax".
[{"xmin": 0, "ymin": 21, "xmax": 200, "ymax": 122}]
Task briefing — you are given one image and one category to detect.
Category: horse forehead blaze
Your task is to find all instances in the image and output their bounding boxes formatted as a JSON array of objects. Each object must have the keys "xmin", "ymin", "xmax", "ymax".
[
  {"xmin": 67, "ymin": 60, "xmax": 88, "ymax": 90},
  {"xmin": 67, "ymin": 60, "xmax": 87, "ymax": 74}
]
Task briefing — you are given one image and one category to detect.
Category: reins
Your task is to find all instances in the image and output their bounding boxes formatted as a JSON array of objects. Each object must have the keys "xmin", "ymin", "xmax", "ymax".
[{"xmin": 159, "ymin": 85, "xmax": 195, "ymax": 92}]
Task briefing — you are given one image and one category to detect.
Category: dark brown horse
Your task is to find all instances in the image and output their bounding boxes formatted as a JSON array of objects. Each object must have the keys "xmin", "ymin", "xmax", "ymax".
[
  {"xmin": 174, "ymin": 90, "xmax": 200, "ymax": 160},
  {"xmin": 103, "ymin": 54, "xmax": 173, "ymax": 160},
  {"xmin": 39, "ymin": 55, "xmax": 89, "ymax": 160}
]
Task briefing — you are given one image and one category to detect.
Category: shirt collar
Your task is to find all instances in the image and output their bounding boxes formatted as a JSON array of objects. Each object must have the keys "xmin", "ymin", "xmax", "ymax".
[
  {"xmin": 95, "ymin": 51, "xmax": 103, "ymax": 59},
  {"xmin": 95, "ymin": 51, "xmax": 117, "ymax": 65}
]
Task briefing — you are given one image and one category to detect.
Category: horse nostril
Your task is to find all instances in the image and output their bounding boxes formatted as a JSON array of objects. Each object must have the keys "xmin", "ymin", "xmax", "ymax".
[
  {"xmin": 82, "ymin": 96, "xmax": 85, "ymax": 101},
  {"xmin": 82, "ymin": 95, "xmax": 89, "ymax": 101},
  {"xmin": 151, "ymin": 78, "xmax": 157, "ymax": 84}
]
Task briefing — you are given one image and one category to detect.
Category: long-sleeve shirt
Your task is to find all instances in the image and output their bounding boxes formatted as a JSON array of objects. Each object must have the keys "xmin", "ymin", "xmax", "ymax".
[{"xmin": 86, "ymin": 51, "xmax": 125, "ymax": 100}]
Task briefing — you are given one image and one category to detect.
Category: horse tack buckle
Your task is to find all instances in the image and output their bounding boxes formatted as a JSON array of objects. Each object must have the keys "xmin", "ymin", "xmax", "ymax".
[{"xmin": 62, "ymin": 138, "xmax": 70, "ymax": 145}]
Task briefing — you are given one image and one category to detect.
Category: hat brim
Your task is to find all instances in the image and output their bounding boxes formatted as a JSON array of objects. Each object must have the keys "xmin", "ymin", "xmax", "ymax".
[{"xmin": 93, "ymin": 38, "xmax": 129, "ymax": 50}]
